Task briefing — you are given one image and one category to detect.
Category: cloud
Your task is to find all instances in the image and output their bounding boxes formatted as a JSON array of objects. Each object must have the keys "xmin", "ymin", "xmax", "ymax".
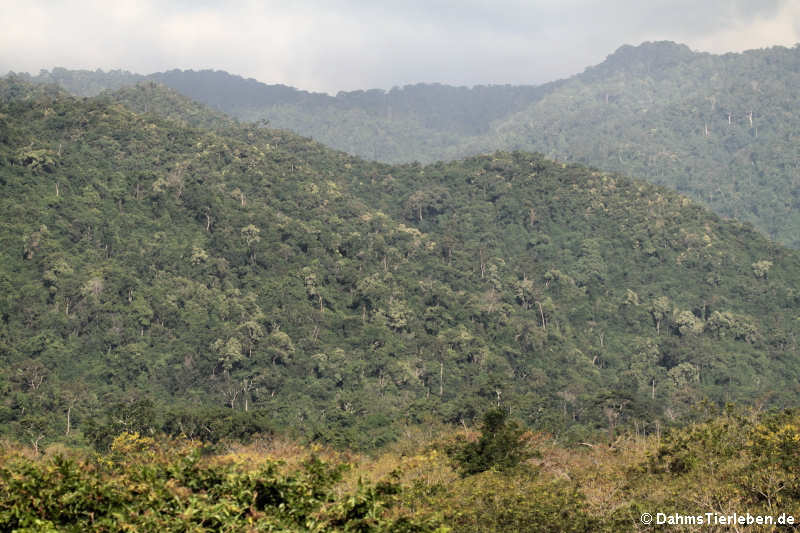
[
  {"xmin": 688, "ymin": 1, "xmax": 800, "ymax": 53},
  {"xmin": 1, "ymin": 0, "xmax": 798, "ymax": 93}
]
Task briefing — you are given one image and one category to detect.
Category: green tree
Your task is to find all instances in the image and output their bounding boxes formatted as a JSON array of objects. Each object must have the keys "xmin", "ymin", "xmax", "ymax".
[
  {"xmin": 649, "ymin": 296, "xmax": 671, "ymax": 335},
  {"xmin": 448, "ymin": 408, "xmax": 529, "ymax": 476},
  {"xmin": 240, "ymin": 224, "xmax": 260, "ymax": 264}
]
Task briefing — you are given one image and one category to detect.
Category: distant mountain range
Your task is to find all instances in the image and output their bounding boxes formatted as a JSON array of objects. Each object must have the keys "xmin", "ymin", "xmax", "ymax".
[{"xmin": 15, "ymin": 41, "xmax": 800, "ymax": 246}]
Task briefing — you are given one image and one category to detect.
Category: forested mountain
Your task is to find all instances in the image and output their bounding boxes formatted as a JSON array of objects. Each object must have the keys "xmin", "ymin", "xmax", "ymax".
[
  {"xmin": 487, "ymin": 41, "xmax": 800, "ymax": 247},
  {"xmin": 2, "ymin": 78, "xmax": 799, "ymax": 454},
  {"xmin": 18, "ymin": 67, "xmax": 144, "ymax": 97},
  {"xmin": 21, "ymin": 67, "xmax": 553, "ymax": 163},
  {"xmin": 19, "ymin": 41, "xmax": 800, "ymax": 248}
]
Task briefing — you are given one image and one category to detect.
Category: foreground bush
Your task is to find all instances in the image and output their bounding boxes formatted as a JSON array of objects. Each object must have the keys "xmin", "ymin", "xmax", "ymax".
[{"xmin": 0, "ymin": 433, "xmax": 443, "ymax": 532}]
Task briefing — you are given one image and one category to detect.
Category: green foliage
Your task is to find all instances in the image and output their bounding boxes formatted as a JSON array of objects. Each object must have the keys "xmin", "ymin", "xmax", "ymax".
[
  {"xmin": 0, "ymin": 76, "xmax": 799, "ymax": 455},
  {"xmin": 751, "ymin": 260, "xmax": 773, "ymax": 279},
  {"xmin": 23, "ymin": 43, "xmax": 800, "ymax": 247},
  {"xmin": 0, "ymin": 434, "xmax": 439, "ymax": 532},
  {"xmin": 447, "ymin": 409, "xmax": 529, "ymax": 476},
  {"xmin": 490, "ymin": 42, "xmax": 800, "ymax": 248},
  {"xmin": 634, "ymin": 407, "xmax": 800, "ymax": 522},
  {"xmin": 441, "ymin": 471, "xmax": 597, "ymax": 533}
]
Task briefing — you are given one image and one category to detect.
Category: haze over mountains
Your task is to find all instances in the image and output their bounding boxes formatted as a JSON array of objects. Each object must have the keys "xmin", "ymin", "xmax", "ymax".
[
  {"xmin": 19, "ymin": 41, "xmax": 800, "ymax": 248},
  {"xmin": 6, "ymin": 0, "xmax": 800, "ymax": 524},
  {"xmin": 5, "ymin": 34, "xmax": 800, "ymax": 530}
]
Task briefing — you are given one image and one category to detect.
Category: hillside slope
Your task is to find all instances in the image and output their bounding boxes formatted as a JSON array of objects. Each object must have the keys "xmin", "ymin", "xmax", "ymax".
[
  {"xmin": 1, "ymin": 79, "xmax": 799, "ymax": 452},
  {"xmin": 488, "ymin": 41, "xmax": 800, "ymax": 247},
  {"xmin": 20, "ymin": 67, "xmax": 554, "ymax": 163},
  {"xmin": 19, "ymin": 42, "xmax": 800, "ymax": 247}
]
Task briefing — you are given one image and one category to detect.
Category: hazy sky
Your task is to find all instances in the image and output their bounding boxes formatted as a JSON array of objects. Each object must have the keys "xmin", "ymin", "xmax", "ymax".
[{"xmin": 3, "ymin": 0, "xmax": 799, "ymax": 94}]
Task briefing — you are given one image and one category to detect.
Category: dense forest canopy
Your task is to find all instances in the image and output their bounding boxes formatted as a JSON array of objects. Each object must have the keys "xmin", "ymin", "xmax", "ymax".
[
  {"xmin": 1, "ymin": 78, "xmax": 799, "ymax": 456},
  {"xmin": 18, "ymin": 41, "xmax": 800, "ymax": 248}
]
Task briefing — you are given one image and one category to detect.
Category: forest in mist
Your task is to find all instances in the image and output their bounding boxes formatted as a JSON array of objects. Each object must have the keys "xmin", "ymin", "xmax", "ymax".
[{"xmin": 3, "ymin": 35, "xmax": 800, "ymax": 531}]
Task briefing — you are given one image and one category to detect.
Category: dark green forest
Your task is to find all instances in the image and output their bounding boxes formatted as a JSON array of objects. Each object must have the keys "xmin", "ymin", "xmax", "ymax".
[
  {"xmin": 21, "ymin": 41, "xmax": 800, "ymax": 248},
  {"xmin": 1, "ymin": 78, "xmax": 799, "ymax": 456},
  {"xmin": 487, "ymin": 42, "xmax": 800, "ymax": 247}
]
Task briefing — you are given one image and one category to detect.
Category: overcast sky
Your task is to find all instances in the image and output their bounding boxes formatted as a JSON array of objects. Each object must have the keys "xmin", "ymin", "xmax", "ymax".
[{"xmin": 2, "ymin": 0, "xmax": 799, "ymax": 94}]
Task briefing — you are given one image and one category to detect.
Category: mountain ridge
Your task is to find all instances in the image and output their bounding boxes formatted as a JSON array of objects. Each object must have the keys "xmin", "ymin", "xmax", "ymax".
[
  {"xmin": 13, "ymin": 40, "xmax": 800, "ymax": 246},
  {"xmin": 1, "ymin": 77, "xmax": 799, "ymax": 451}
]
